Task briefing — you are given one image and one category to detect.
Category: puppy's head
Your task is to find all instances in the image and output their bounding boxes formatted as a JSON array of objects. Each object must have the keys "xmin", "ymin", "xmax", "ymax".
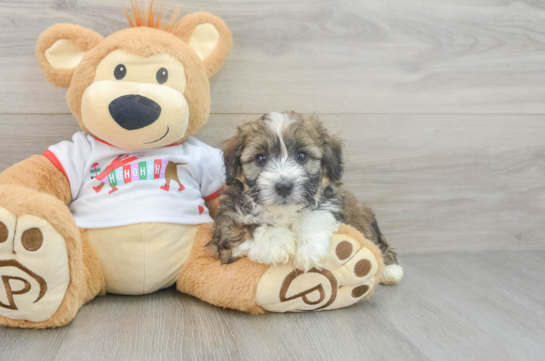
[{"xmin": 223, "ymin": 112, "xmax": 343, "ymax": 207}]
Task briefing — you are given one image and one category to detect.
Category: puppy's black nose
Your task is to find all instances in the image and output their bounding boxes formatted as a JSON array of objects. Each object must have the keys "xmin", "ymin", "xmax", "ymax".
[
  {"xmin": 109, "ymin": 94, "xmax": 161, "ymax": 130},
  {"xmin": 275, "ymin": 181, "xmax": 293, "ymax": 197}
]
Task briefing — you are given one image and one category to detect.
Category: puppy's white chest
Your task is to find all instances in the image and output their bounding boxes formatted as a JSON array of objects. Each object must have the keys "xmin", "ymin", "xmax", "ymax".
[{"xmin": 259, "ymin": 205, "xmax": 304, "ymax": 229}]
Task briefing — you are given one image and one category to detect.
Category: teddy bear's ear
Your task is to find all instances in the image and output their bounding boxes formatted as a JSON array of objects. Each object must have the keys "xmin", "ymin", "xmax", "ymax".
[
  {"xmin": 36, "ymin": 24, "xmax": 103, "ymax": 88},
  {"xmin": 177, "ymin": 12, "xmax": 233, "ymax": 77}
]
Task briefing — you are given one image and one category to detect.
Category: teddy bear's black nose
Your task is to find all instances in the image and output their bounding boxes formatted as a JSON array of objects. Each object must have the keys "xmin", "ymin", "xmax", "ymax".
[{"xmin": 109, "ymin": 94, "xmax": 161, "ymax": 130}]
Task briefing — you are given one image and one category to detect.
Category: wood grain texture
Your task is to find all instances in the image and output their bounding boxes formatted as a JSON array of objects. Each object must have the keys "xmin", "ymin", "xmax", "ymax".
[
  {"xmin": 3, "ymin": 0, "xmax": 545, "ymax": 113},
  {"xmin": 1, "ymin": 251, "xmax": 544, "ymax": 360},
  {"xmin": 1, "ymin": 113, "xmax": 543, "ymax": 255}
]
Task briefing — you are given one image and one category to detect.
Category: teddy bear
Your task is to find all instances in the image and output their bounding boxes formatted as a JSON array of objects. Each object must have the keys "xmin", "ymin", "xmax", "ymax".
[{"xmin": 0, "ymin": 2, "xmax": 383, "ymax": 328}]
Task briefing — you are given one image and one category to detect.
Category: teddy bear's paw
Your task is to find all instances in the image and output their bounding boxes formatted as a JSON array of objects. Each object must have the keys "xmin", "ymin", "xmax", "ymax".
[
  {"xmin": 255, "ymin": 231, "xmax": 379, "ymax": 312},
  {"xmin": 0, "ymin": 207, "xmax": 70, "ymax": 322}
]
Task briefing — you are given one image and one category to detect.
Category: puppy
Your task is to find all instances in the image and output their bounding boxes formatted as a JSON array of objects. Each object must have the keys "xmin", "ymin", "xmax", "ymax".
[{"xmin": 209, "ymin": 111, "xmax": 403, "ymax": 284}]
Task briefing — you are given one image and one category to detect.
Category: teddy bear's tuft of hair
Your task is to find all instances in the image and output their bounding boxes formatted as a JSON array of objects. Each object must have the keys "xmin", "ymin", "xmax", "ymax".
[{"xmin": 124, "ymin": 0, "xmax": 186, "ymax": 36}]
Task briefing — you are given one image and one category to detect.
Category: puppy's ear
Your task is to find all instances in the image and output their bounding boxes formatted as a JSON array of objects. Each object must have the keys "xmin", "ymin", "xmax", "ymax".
[
  {"xmin": 223, "ymin": 133, "xmax": 244, "ymax": 185},
  {"xmin": 322, "ymin": 134, "xmax": 344, "ymax": 181}
]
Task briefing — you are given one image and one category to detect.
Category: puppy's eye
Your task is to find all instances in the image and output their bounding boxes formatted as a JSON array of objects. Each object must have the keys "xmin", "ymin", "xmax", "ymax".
[
  {"xmin": 255, "ymin": 154, "xmax": 267, "ymax": 165},
  {"xmin": 114, "ymin": 64, "xmax": 126, "ymax": 80},
  {"xmin": 156, "ymin": 68, "xmax": 168, "ymax": 84},
  {"xmin": 296, "ymin": 151, "xmax": 308, "ymax": 164}
]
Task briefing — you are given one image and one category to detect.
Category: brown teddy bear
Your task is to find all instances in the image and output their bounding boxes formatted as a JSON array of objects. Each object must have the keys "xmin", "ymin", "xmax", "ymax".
[{"xmin": 0, "ymin": 2, "xmax": 383, "ymax": 328}]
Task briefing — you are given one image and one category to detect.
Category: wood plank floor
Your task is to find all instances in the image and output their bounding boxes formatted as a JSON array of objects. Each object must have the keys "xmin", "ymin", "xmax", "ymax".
[{"xmin": 0, "ymin": 251, "xmax": 543, "ymax": 361}]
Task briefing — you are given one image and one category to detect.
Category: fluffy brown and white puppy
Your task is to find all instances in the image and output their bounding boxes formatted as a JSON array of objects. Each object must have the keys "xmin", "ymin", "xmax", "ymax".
[{"xmin": 209, "ymin": 112, "xmax": 402, "ymax": 284}]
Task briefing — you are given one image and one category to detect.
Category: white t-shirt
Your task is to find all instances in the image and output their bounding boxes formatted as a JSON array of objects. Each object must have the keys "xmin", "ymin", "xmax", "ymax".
[{"xmin": 43, "ymin": 132, "xmax": 225, "ymax": 229}]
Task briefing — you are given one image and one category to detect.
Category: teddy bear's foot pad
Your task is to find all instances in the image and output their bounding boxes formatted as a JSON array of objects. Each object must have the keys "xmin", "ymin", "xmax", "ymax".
[
  {"xmin": 0, "ymin": 207, "xmax": 69, "ymax": 322},
  {"xmin": 256, "ymin": 232, "xmax": 379, "ymax": 312}
]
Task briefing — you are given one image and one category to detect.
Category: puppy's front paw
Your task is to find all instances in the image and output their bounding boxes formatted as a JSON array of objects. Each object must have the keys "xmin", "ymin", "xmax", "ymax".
[
  {"xmin": 293, "ymin": 243, "xmax": 329, "ymax": 272},
  {"xmin": 217, "ymin": 244, "xmax": 239, "ymax": 265},
  {"xmin": 291, "ymin": 209, "xmax": 338, "ymax": 272},
  {"xmin": 250, "ymin": 245, "xmax": 292, "ymax": 266},
  {"xmin": 207, "ymin": 236, "xmax": 236, "ymax": 264},
  {"xmin": 235, "ymin": 226, "xmax": 297, "ymax": 266}
]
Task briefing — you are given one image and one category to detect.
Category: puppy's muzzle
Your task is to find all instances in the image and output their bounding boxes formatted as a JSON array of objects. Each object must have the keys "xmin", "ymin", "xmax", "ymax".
[
  {"xmin": 109, "ymin": 94, "xmax": 161, "ymax": 130},
  {"xmin": 275, "ymin": 181, "xmax": 294, "ymax": 197}
]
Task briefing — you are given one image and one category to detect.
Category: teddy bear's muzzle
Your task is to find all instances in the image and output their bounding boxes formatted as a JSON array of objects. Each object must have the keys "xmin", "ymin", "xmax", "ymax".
[{"xmin": 108, "ymin": 94, "xmax": 162, "ymax": 130}]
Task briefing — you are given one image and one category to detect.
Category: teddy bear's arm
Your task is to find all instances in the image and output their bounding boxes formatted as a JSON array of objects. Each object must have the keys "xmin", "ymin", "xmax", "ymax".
[
  {"xmin": 177, "ymin": 223, "xmax": 383, "ymax": 314},
  {"xmin": 204, "ymin": 195, "xmax": 222, "ymax": 219},
  {"xmin": 0, "ymin": 155, "xmax": 71, "ymax": 204}
]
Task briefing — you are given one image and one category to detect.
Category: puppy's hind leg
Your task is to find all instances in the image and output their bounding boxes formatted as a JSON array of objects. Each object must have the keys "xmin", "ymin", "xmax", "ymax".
[
  {"xmin": 379, "ymin": 248, "xmax": 403, "ymax": 285},
  {"xmin": 345, "ymin": 194, "xmax": 403, "ymax": 285},
  {"xmin": 368, "ymin": 218, "xmax": 403, "ymax": 285}
]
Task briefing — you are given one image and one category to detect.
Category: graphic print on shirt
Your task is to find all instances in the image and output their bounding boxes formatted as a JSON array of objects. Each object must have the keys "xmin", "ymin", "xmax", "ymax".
[{"xmin": 91, "ymin": 154, "xmax": 187, "ymax": 195}]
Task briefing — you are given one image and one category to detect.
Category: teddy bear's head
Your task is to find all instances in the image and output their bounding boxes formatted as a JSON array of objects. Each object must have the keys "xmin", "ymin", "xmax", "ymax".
[{"xmin": 36, "ymin": 2, "xmax": 232, "ymax": 151}]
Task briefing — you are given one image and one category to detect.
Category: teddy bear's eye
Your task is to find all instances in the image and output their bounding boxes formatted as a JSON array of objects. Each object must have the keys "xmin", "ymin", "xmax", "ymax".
[
  {"xmin": 114, "ymin": 64, "xmax": 126, "ymax": 80},
  {"xmin": 156, "ymin": 68, "xmax": 168, "ymax": 84}
]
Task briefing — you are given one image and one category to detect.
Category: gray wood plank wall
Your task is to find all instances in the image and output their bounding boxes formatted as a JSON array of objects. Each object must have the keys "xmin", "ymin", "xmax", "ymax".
[{"xmin": 0, "ymin": 0, "xmax": 543, "ymax": 255}]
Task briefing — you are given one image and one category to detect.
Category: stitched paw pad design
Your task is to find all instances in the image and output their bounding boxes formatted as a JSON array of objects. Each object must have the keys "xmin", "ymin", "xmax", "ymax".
[
  {"xmin": 0, "ymin": 207, "xmax": 69, "ymax": 322},
  {"xmin": 256, "ymin": 231, "xmax": 379, "ymax": 312}
]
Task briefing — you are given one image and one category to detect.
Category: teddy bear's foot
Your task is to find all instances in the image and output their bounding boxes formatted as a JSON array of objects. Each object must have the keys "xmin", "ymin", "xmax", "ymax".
[
  {"xmin": 0, "ymin": 207, "xmax": 70, "ymax": 322},
  {"xmin": 255, "ymin": 225, "xmax": 382, "ymax": 312}
]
